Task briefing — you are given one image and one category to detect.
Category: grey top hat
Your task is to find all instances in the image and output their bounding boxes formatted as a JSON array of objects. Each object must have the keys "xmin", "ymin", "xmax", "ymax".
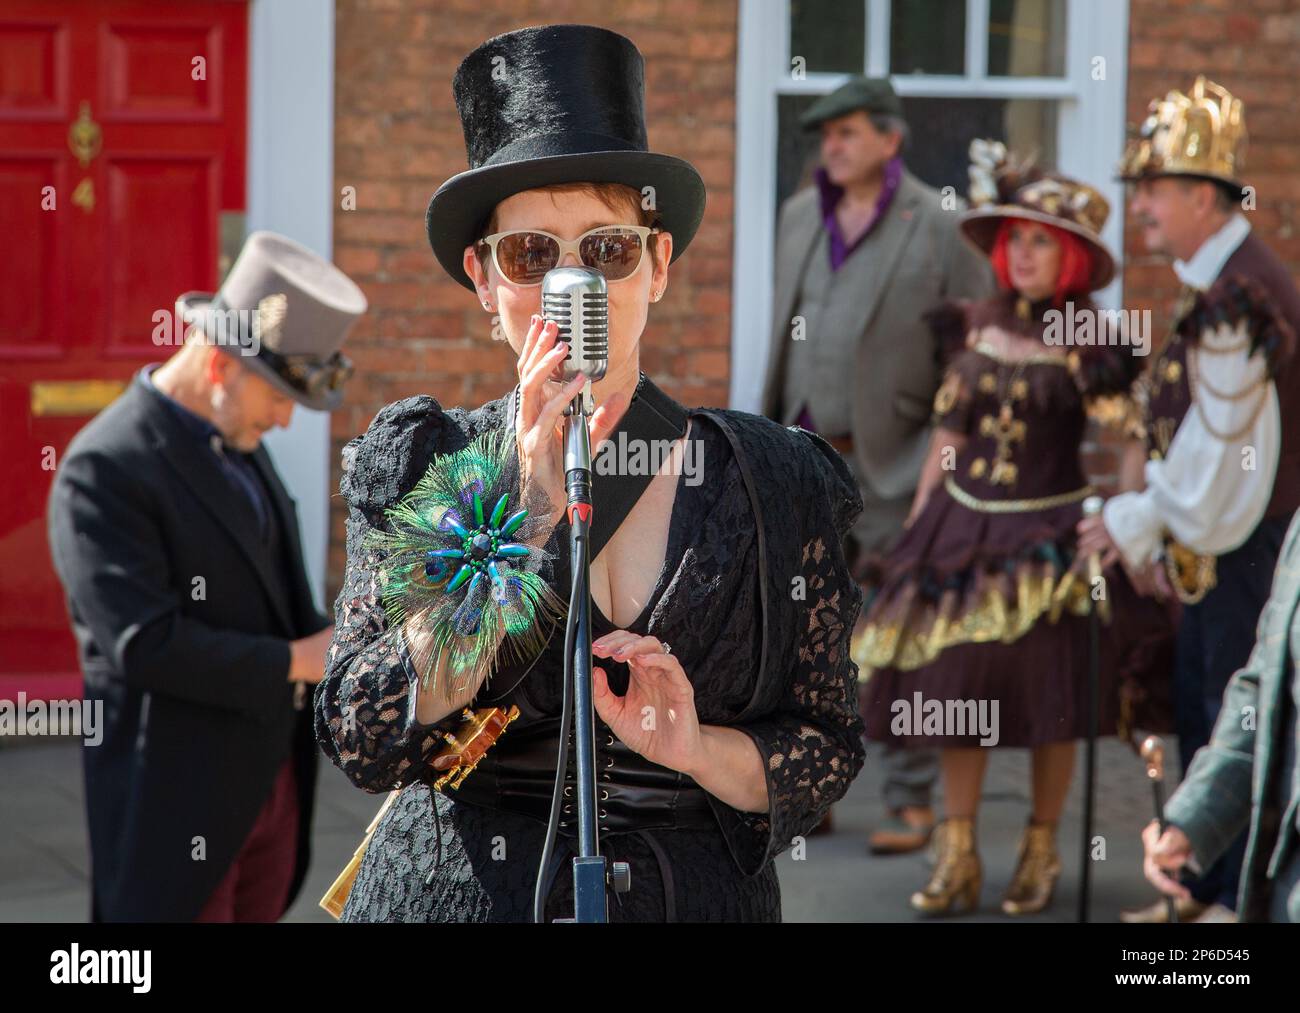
[
  {"xmin": 800, "ymin": 76, "xmax": 903, "ymax": 131},
  {"xmin": 176, "ymin": 231, "xmax": 367, "ymax": 411}
]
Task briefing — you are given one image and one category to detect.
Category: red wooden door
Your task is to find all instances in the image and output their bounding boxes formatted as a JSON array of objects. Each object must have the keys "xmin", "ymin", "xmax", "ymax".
[{"xmin": 0, "ymin": 0, "xmax": 248, "ymax": 701}]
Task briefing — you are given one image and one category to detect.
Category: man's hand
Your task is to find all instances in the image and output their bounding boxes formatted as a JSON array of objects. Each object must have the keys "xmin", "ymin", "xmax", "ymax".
[
  {"xmin": 289, "ymin": 627, "xmax": 332, "ymax": 685},
  {"xmin": 1076, "ymin": 513, "xmax": 1120, "ymax": 570},
  {"xmin": 1124, "ymin": 557, "xmax": 1174, "ymax": 601},
  {"xmin": 1141, "ymin": 819, "xmax": 1194, "ymax": 900}
]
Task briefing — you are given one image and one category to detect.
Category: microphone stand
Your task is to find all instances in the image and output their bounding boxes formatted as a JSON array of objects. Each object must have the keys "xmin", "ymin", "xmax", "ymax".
[{"xmin": 551, "ymin": 383, "xmax": 629, "ymax": 922}]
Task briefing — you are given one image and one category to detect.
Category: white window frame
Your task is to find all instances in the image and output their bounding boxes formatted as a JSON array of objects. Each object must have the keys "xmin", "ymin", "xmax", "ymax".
[
  {"xmin": 248, "ymin": 0, "xmax": 336, "ymax": 611},
  {"xmin": 731, "ymin": 0, "xmax": 1130, "ymax": 410}
]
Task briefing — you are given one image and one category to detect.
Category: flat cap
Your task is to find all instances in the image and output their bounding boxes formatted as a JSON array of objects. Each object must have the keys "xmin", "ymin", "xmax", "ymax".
[{"xmin": 800, "ymin": 76, "xmax": 903, "ymax": 130}]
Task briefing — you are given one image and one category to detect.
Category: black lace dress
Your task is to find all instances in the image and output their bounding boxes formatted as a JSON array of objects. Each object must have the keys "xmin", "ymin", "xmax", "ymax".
[{"xmin": 314, "ymin": 385, "xmax": 867, "ymax": 922}]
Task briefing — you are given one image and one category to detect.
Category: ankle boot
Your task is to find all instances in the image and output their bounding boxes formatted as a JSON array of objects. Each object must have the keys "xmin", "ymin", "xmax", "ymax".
[
  {"xmin": 910, "ymin": 817, "xmax": 981, "ymax": 915},
  {"xmin": 1001, "ymin": 820, "xmax": 1061, "ymax": 916}
]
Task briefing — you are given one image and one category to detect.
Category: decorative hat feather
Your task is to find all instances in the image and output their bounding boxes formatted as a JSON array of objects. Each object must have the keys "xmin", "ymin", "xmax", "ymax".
[
  {"xmin": 967, "ymin": 138, "xmax": 1043, "ymax": 207},
  {"xmin": 367, "ymin": 428, "xmax": 565, "ymax": 700}
]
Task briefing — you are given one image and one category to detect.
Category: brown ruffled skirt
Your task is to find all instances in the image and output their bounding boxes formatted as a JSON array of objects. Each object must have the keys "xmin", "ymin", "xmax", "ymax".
[{"xmin": 852, "ymin": 483, "xmax": 1174, "ymax": 749}]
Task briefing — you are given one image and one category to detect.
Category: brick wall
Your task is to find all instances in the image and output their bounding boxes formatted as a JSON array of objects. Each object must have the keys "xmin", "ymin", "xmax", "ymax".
[{"xmin": 329, "ymin": 0, "xmax": 738, "ymax": 602}]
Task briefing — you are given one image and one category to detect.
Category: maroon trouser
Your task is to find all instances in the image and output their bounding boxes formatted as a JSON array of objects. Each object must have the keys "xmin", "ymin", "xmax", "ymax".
[{"xmin": 194, "ymin": 757, "xmax": 299, "ymax": 922}]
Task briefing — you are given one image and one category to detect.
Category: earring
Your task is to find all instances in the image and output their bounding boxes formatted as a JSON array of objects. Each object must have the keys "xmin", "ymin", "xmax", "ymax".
[{"xmin": 651, "ymin": 290, "xmax": 662, "ymax": 302}]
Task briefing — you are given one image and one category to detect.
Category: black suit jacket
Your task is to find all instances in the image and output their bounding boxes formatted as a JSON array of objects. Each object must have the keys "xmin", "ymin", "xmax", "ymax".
[{"xmin": 47, "ymin": 374, "xmax": 328, "ymax": 921}]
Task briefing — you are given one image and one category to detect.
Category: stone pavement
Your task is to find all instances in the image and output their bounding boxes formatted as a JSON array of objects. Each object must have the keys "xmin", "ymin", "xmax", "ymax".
[{"xmin": 0, "ymin": 732, "xmax": 1175, "ymax": 922}]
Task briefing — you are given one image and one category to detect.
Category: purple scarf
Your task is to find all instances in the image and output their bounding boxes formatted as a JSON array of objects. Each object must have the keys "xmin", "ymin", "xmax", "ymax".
[{"xmin": 814, "ymin": 156, "xmax": 903, "ymax": 272}]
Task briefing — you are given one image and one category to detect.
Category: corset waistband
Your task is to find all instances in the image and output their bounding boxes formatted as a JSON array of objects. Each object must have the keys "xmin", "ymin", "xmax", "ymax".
[{"xmin": 434, "ymin": 718, "xmax": 720, "ymax": 836}]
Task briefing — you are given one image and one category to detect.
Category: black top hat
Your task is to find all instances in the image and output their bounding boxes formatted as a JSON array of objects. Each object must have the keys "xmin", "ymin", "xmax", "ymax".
[{"xmin": 426, "ymin": 24, "xmax": 707, "ymax": 291}]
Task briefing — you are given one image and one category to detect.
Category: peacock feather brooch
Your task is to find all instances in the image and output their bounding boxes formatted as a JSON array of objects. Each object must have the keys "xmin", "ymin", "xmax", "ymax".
[{"xmin": 367, "ymin": 427, "xmax": 564, "ymax": 700}]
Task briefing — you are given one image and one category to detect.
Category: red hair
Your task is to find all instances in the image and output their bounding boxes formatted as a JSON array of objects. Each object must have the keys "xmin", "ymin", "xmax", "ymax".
[{"xmin": 989, "ymin": 217, "xmax": 1094, "ymax": 303}]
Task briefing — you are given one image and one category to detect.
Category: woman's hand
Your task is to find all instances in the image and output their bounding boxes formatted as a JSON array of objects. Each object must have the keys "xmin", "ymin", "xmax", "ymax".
[
  {"xmin": 515, "ymin": 314, "xmax": 627, "ymax": 510},
  {"xmin": 591, "ymin": 631, "xmax": 703, "ymax": 776}
]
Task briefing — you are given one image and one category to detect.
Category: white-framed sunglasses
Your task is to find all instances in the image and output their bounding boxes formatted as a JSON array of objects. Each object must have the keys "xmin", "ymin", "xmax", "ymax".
[{"xmin": 477, "ymin": 224, "xmax": 661, "ymax": 286}]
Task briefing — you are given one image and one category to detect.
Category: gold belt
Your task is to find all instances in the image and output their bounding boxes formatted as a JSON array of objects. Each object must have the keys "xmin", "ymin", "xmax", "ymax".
[
  {"xmin": 1163, "ymin": 538, "xmax": 1218, "ymax": 604},
  {"xmin": 944, "ymin": 476, "xmax": 1093, "ymax": 513}
]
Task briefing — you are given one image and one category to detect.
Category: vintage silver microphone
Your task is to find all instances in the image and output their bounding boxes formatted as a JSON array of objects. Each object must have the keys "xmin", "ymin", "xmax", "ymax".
[
  {"xmin": 535, "ymin": 265, "xmax": 627, "ymax": 923},
  {"xmin": 542, "ymin": 263, "xmax": 607, "ymax": 562},
  {"xmin": 544, "ymin": 266, "xmax": 608, "ymax": 392}
]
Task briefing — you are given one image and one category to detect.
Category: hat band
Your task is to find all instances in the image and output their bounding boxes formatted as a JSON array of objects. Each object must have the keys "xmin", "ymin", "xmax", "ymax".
[
  {"xmin": 196, "ymin": 296, "xmax": 348, "ymax": 398},
  {"xmin": 478, "ymin": 130, "xmax": 645, "ymax": 169}
]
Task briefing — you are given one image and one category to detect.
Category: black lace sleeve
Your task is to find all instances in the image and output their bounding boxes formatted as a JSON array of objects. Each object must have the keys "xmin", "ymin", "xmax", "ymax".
[
  {"xmin": 314, "ymin": 396, "xmax": 478, "ymax": 794},
  {"xmin": 722, "ymin": 432, "xmax": 867, "ymax": 875}
]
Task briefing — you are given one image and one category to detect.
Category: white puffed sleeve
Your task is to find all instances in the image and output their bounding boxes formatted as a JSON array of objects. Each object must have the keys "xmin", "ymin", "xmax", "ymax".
[{"xmin": 1104, "ymin": 320, "xmax": 1280, "ymax": 570}]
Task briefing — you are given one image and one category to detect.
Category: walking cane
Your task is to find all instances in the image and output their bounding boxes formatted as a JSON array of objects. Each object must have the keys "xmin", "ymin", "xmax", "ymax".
[
  {"xmin": 1140, "ymin": 735, "xmax": 1179, "ymax": 924},
  {"xmin": 1078, "ymin": 496, "xmax": 1108, "ymax": 923}
]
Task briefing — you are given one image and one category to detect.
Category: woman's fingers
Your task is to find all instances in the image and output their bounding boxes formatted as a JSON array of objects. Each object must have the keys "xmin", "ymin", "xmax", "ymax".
[
  {"xmin": 517, "ymin": 314, "xmax": 543, "ymax": 378},
  {"xmin": 592, "ymin": 630, "xmax": 641, "ymax": 656},
  {"xmin": 522, "ymin": 340, "xmax": 569, "ymax": 394},
  {"xmin": 535, "ymin": 373, "xmax": 586, "ymax": 435},
  {"xmin": 519, "ymin": 340, "xmax": 570, "ymax": 428},
  {"xmin": 627, "ymin": 653, "xmax": 689, "ymax": 691},
  {"xmin": 520, "ymin": 314, "xmax": 555, "ymax": 378},
  {"xmin": 593, "ymin": 632, "xmax": 660, "ymax": 659},
  {"xmin": 592, "ymin": 667, "xmax": 628, "ymax": 723},
  {"xmin": 618, "ymin": 637, "xmax": 673, "ymax": 660},
  {"xmin": 518, "ymin": 318, "xmax": 560, "ymax": 425}
]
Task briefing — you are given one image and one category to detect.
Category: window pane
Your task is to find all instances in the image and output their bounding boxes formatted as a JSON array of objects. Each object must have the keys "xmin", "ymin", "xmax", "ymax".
[
  {"xmin": 899, "ymin": 97, "xmax": 1058, "ymax": 193},
  {"xmin": 776, "ymin": 94, "xmax": 825, "ymax": 214},
  {"xmin": 789, "ymin": 0, "xmax": 865, "ymax": 75},
  {"xmin": 988, "ymin": 0, "xmax": 1067, "ymax": 77},
  {"xmin": 774, "ymin": 94, "xmax": 1058, "ymax": 218},
  {"xmin": 891, "ymin": 0, "xmax": 965, "ymax": 75}
]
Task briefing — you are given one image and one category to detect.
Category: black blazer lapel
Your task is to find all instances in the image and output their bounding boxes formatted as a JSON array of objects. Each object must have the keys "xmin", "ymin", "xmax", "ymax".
[{"xmin": 136, "ymin": 386, "xmax": 297, "ymax": 635}]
